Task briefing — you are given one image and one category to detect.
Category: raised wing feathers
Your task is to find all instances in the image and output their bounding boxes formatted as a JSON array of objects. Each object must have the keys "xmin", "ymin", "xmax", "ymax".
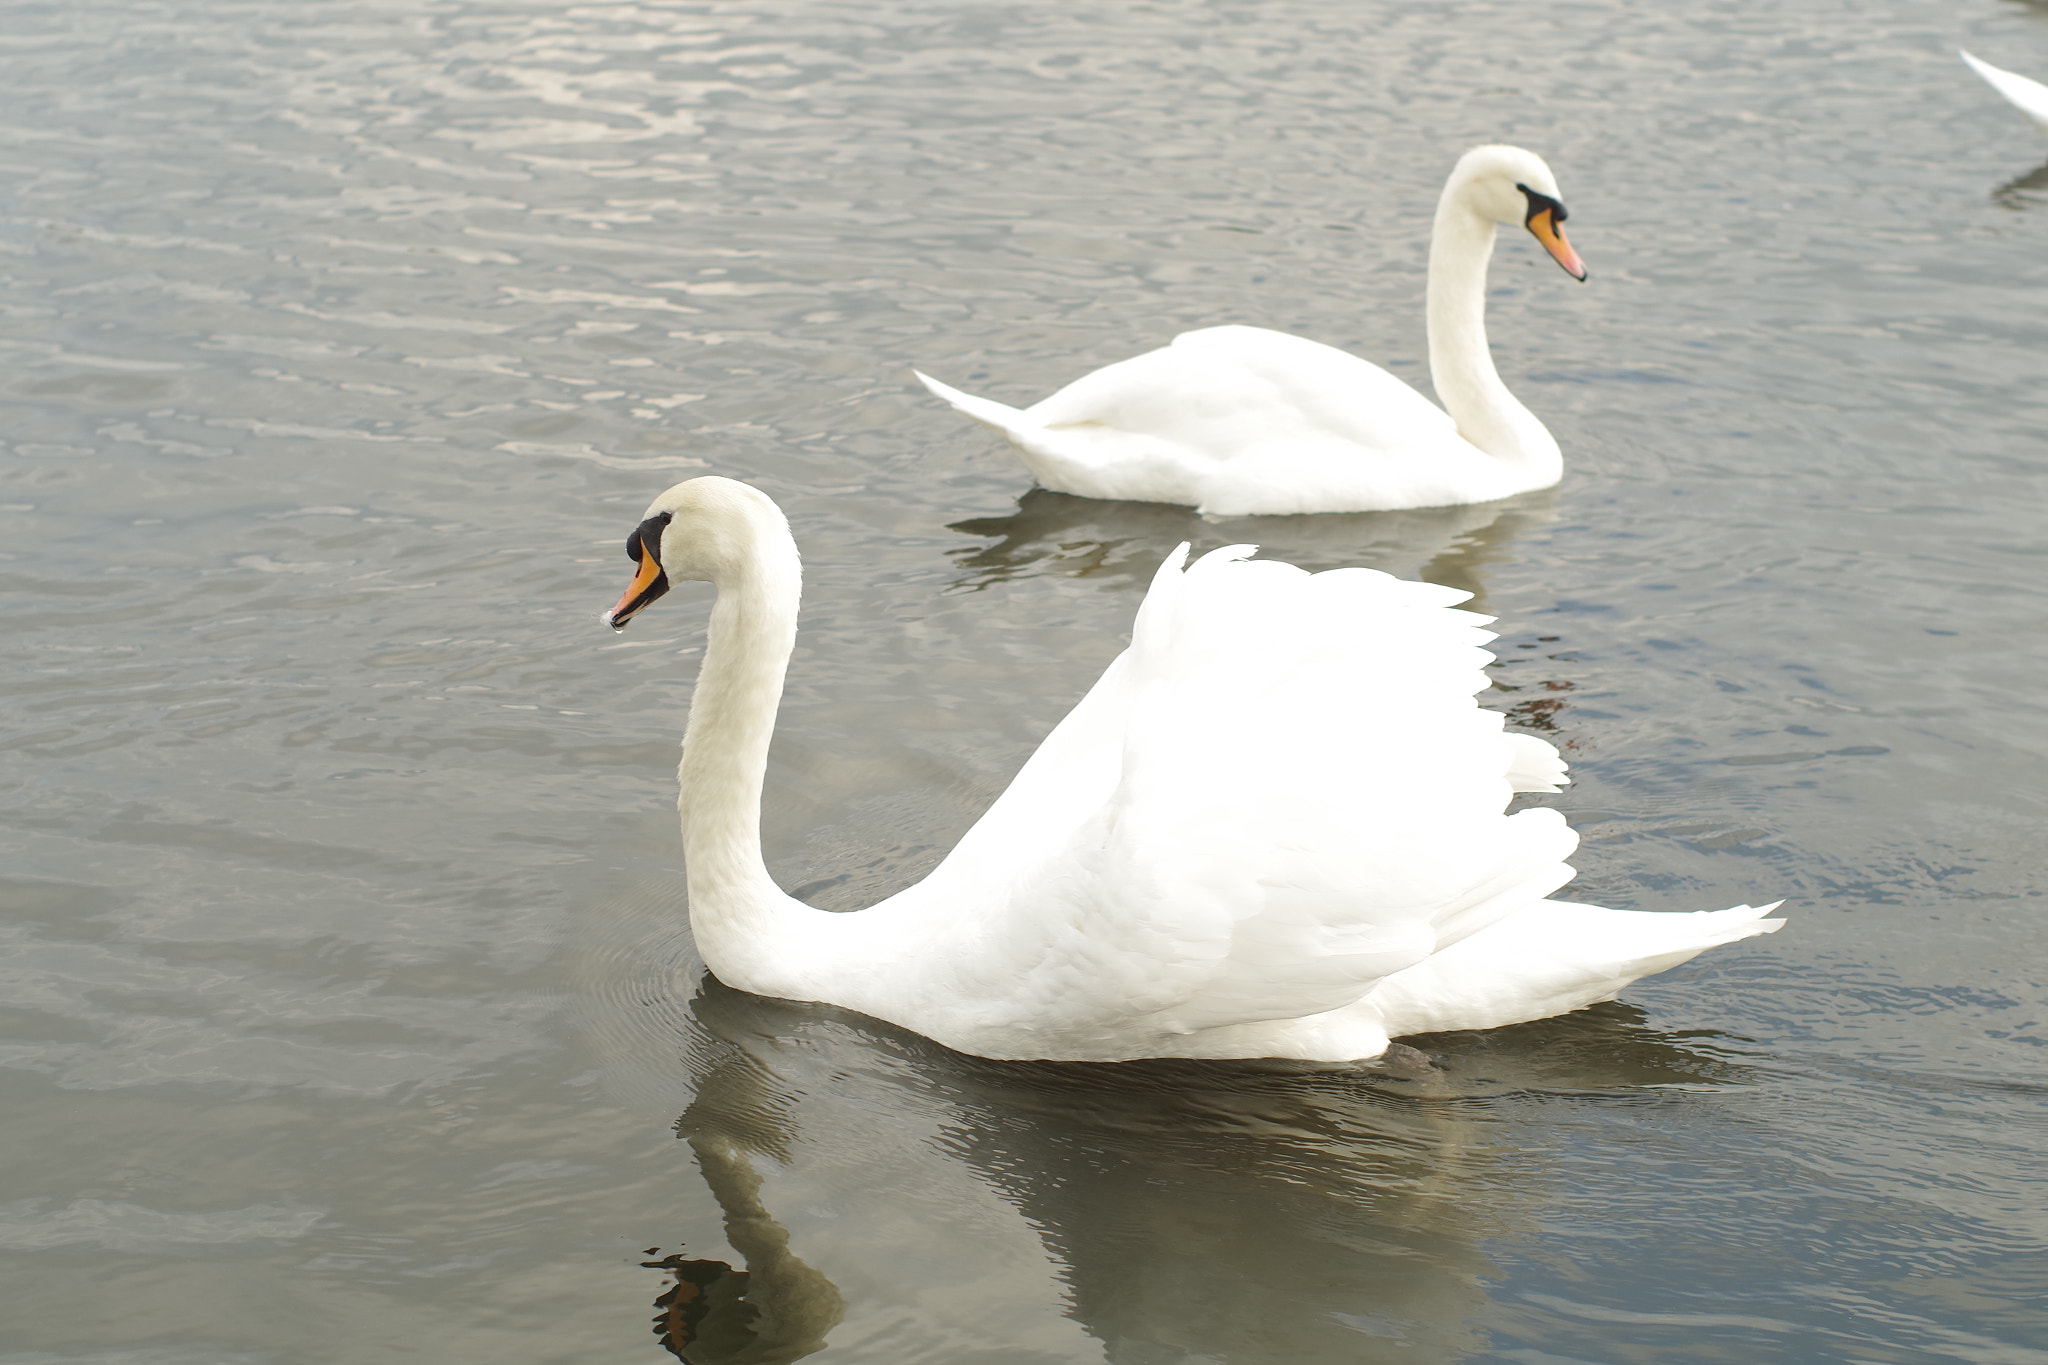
[{"xmin": 924, "ymin": 547, "xmax": 1577, "ymax": 1044}]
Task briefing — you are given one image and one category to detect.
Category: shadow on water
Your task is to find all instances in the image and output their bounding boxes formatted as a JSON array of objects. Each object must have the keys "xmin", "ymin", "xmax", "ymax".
[
  {"xmin": 946, "ymin": 486, "xmax": 1557, "ymax": 614},
  {"xmin": 1991, "ymin": 157, "xmax": 2048, "ymax": 209},
  {"xmin": 631, "ymin": 968, "xmax": 1766, "ymax": 1365}
]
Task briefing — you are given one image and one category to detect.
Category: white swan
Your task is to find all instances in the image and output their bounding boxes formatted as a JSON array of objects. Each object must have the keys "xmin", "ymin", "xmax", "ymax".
[
  {"xmin": 604, "ymin": 476, "xmax": 1783, "ymax": 1064},
  {"xmin": 915, "ymin": 145, "xmax": 1588, "ymax": 518},
  {"xmin": 1962, "ymin": 50, "xmax": 2048, "ymax": 138}
]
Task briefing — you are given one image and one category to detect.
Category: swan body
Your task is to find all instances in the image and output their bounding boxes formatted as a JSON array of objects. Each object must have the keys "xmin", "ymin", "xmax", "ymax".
[
  {"xmin": 916, "ymin": 145, "xmax": 1588, "ymax": 517},
  {"xmin": 1962, "ymin": 50, "xmax": 2048, "ymax": 137},
  {"xmin": 604, "ymin": 476, "xmax": 1782, "ymax": 1064}
]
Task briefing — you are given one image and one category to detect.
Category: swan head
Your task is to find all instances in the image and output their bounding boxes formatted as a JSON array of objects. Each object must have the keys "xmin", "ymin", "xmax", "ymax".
[
  {"xmin": 1446, "ymin": 145, "xmax": 1587, "ymax": 281},
  {"xmin": 603, "ymin": 476, "xmax": 790, "ymax": 630}
]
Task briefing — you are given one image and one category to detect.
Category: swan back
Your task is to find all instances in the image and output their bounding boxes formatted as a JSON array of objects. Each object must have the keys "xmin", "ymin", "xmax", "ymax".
[{"xmin": 840, "ymin": 549, "xmax": 1580, "ymax": 1058}]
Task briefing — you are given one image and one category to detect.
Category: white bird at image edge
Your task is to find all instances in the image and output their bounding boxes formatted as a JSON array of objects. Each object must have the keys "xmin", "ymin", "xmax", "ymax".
[
  {"xmin": 603, "ymin": 476, "xmax": 1784, "ymax": 1065},
  {"xmin": 1962, "ymin": 50, "xmax": 2048, "ymax": 137}
]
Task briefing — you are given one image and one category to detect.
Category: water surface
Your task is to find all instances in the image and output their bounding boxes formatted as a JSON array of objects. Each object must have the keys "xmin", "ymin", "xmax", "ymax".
[{"xmin": 3, "ymin": 0, "xmax": 2047, "ymax": 1361}]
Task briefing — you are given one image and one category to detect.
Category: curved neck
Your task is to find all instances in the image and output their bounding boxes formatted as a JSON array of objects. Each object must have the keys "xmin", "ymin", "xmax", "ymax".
[
  {"xmin": 1425, "ymin": 191, "xmax": 1560, "ymax": 473},
  {"xmin": 677, "ymin": 520, "xmax": 806, "ymax": 985}
]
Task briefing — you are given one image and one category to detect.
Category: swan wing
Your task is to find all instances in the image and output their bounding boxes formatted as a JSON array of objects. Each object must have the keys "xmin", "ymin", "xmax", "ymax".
[
  {"xmin": 1504, "ymin": 731, "xmax": 1570, "ymax": 793},
  {"xmin": 1962, "ymin": 50, "xmax": 2048, "ymax": 134},
  {"xmin": 916, "ymin": 547, "xmax": 1579, "ymax": 1046},
  {"xmin": 906, "ymin": 637, "xmax": 1140, "ymax": 903},
  {"xmin": 1026, "ymin": 325, "xmax": 1455, "ymax": 462},
  {"xmin": 918, "ymin": 328, "xmax": 1481, "ymax": 512}
]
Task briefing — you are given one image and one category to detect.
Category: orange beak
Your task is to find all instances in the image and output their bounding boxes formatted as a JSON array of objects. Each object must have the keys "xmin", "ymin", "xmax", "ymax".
[
  {"xmin": 1527, "ymin": 207, "xmax": 1587, "ymax": 281},
  {"xmin": 605, "ymin": 548, "xmax": 667, "ymax": 630}
]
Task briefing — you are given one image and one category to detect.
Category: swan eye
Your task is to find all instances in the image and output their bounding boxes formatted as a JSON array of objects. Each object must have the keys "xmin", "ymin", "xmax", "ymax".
[{"xmin": 1515, "ymin": 183, "xmax": 1567, "ymax": 226}]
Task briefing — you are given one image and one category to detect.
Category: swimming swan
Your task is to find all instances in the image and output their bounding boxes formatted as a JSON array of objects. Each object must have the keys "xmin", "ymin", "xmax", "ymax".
[
  {"xmin": 915, "ymin": 145, "xmax": 1588, "ymax": 518},
  {"xmin": 1961, "ymin": 50, "xmax": 2048, "ymax": 138},
  {"xmin": 604, "ymin": 476, "xmax": 1782, "ymax": 1064}
]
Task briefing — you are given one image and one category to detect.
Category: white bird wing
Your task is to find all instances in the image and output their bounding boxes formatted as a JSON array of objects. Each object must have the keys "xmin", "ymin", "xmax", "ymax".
[
  {"xmin": 911, "ymin": 546, "xmax": 1579, "ymax": 1042},
  {"xmin": 1962, "ymin": 50, "xmax": 2048, "ymax": 134},
  {"xmin": 1026, "ymin": 325, "xmax": 1457, "ymax": 463},
  {"xmin": 916, "ymin": 327, "xmax": 1501, "ymax": 513},
  {"xmin": 1505, "ymin": 731, "xmax": 1571, "ymax": 793}
]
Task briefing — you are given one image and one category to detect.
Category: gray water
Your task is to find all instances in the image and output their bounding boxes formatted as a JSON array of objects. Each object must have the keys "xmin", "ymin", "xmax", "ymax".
[{"xmin": 4, "ymin": 0, "xmax": 2046, "ymax": 1360}]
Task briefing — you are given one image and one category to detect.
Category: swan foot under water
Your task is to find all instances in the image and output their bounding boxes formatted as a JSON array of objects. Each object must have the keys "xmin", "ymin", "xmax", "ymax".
[
  {"xmin": 603, "ymin": 476, "xmax": 1785, "ymax": 1065},
  {"xmin": 1369, "ymin": 1043, "xmax": 1441, "ymax": 1079}
]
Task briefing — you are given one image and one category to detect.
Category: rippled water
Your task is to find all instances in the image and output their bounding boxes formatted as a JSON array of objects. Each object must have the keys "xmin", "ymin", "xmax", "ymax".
[{"xmin": 4, "ymin": 0, "xmax": 2047, "ymax": 1360}]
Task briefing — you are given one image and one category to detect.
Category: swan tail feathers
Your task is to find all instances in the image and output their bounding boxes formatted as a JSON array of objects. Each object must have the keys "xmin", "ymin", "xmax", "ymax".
[
  {"xmin": 920, "ymin": 368, "xmax": 1230, "ymax": 503},
  {"xmin": 1361, "ymin": 899, "xmax": 1786, "ymax": 1039},
  {"xmin": 914, "ymin": 370, "xmax": 1032, "ymax": 433},
  {"xmin": 1960, "ymin": 50, "xmax": 2048, "ymax": 132}
]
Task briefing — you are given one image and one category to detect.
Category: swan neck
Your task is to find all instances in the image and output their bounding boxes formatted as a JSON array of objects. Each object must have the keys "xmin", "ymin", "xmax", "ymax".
[
  {"xmin": 1426, "ymin": 190, "xmax": 1558, "ymax": 470},
  {"xmin": 677, "ymin": 526, "xmax": 803, "ymax": 976}
]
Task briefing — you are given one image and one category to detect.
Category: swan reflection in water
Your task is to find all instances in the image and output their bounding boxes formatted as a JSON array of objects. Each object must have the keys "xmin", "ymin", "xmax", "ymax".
[
  {"xmin": 1992, "ymin": 159, "xmax": 2048, "ymax": 210},
  {"xmin": 945, "ymin": 485, "xmax": 1557, "ymax": 615},
  {"xmin": 645, "ymin": 973, "xmax": 1764, "ymax": 1365},
  {"xmin": 641, "ymin": 1071, "xmax": 845, "ymax": 1364}
]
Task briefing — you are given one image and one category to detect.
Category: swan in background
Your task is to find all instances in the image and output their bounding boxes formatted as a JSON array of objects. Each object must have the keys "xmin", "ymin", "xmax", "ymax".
[
  {"xmin": 603, "ymin": 476, "xmax": 1782, "ymax": 1065},
  {"xmin": 1962, "ymin": 50, "xmax": 2048, "ymax": 138},
  {"xmin": 915, "ymin": 145, "xmax": 1588, "ymax": 518}
]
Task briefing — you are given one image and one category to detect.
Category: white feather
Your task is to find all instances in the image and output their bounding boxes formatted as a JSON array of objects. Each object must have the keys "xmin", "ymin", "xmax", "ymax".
[{"xmin": 1962, "ymin": 50, "xmax": 2048, "ymax": 138}]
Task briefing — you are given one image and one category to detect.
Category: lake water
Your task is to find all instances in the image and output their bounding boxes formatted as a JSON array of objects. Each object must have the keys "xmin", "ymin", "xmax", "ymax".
[{"xmin": 4, "ymin": 0, "xmax": 2047, "ymax": 1361}]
